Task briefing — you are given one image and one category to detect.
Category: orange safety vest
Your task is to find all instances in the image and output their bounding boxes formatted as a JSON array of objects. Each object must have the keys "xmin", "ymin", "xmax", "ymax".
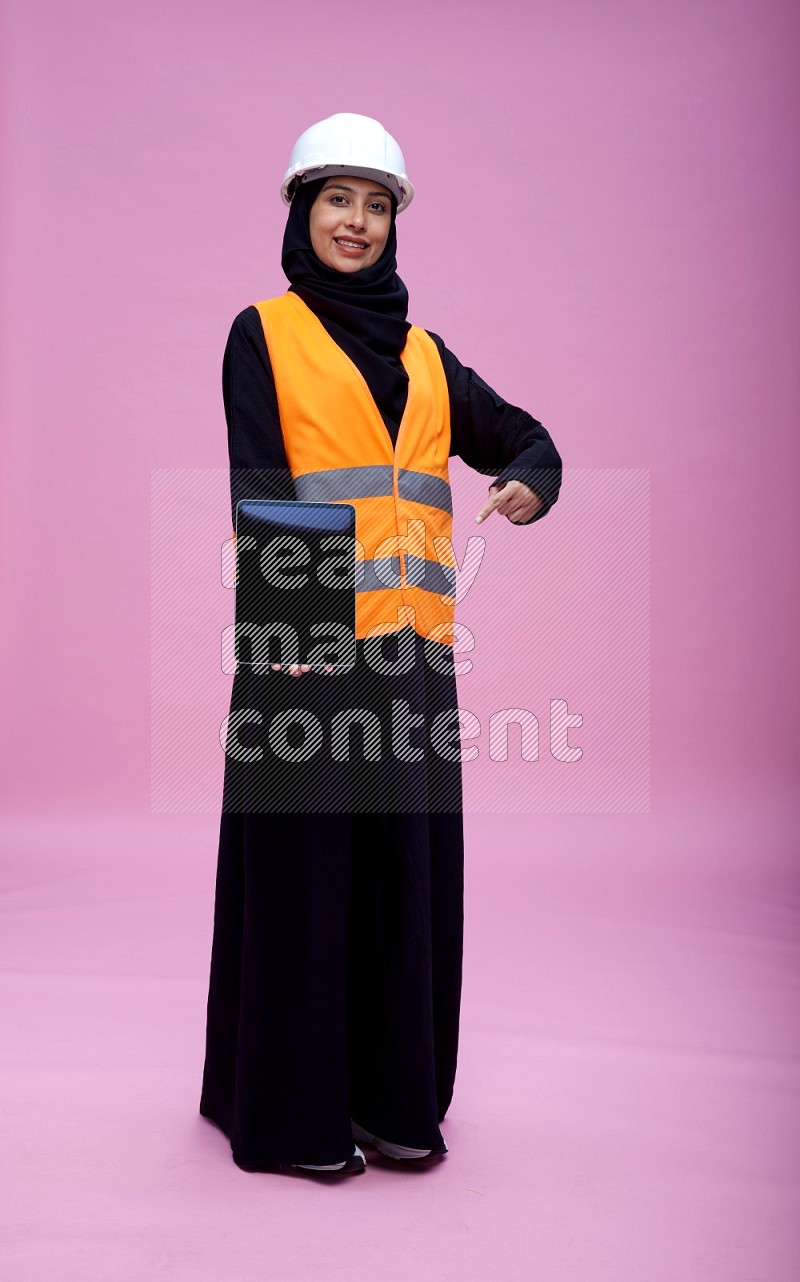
[{"xmin": 247, "ymin": 291, "xmax": 457, "ymax": 645}]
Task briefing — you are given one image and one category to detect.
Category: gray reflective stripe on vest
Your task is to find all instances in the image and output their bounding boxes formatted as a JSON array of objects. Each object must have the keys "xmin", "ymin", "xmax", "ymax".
[
  {"xmin": 295, "ymin": 466, "xmax": 393, "ymax": 502},
  {"xmin": 397, "ymin": 469, "xmax": 452, "ymax": 515},
  {"xmin": 358, "ymin": 556, "xmax": 402, "ymax": 591},
  {"xmin": 356, "ymin": 556, "xmax": 455, "ymax": 597},
  {"xmin": 295, "ymin": 465, "xmax": 452, "ymax": 515},
  {"xmin": 404, "ymin": 555, "xmax": 457, "ymax": 598}
]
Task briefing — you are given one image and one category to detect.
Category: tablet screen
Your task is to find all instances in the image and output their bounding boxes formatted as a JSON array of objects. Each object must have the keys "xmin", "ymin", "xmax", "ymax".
[{"xmin": 233, "ymin": 500, "xmax": 357, "ymax": 671}]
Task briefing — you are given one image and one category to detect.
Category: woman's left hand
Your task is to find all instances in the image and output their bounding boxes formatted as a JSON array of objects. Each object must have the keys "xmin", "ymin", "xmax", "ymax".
[{"xmin": 475, "ymin": 479, "xmax": 544, "ymax": 525}]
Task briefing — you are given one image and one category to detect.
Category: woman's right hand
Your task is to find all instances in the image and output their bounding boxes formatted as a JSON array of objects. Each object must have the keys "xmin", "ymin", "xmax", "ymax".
[{"xmin": 269, "ymin": 663, "xmax": 334, "ymax": 676}]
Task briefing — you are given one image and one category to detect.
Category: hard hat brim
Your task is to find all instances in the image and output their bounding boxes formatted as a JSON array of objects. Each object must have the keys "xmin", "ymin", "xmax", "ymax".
[{"xmin": 280, "ymin": 164, "xmax": 414, "ymax": 213}]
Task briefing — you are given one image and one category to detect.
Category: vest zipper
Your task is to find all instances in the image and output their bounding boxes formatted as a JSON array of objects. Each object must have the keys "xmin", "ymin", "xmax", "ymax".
[{"xmin": 392, "ymin": 382, "xmax": 412, "ymax": 611}]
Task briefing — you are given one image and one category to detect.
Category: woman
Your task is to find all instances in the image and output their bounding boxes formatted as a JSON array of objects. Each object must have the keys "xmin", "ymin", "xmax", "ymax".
[{"xmin": 199, "ymin": 113, "xmax": 562, "ymax": 1177}]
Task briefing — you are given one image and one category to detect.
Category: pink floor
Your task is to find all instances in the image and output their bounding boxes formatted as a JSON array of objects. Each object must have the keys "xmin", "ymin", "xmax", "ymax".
[{"xmin": 2, "ymin": 787, "xmax": 797, "ymax": 1280}]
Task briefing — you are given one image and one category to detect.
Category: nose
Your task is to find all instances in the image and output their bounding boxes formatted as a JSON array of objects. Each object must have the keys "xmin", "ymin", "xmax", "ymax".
[{"xmin": 346, "ymin": 203, "xmax": 367, "ymax": 230}]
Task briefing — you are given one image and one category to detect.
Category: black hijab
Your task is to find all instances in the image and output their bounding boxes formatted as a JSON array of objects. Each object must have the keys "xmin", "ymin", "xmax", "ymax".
[{"xmin": 281, "ymin": 175, "xmax": 411, "ymax": 438}]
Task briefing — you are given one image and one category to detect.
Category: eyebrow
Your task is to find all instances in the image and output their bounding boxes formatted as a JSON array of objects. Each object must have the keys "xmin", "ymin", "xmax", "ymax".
[{"xmin": 321, "ymin": 183, "xmax": 390, "ymax": 200}]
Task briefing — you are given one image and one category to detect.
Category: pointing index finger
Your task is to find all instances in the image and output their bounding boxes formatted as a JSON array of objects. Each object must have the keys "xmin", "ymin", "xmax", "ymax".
[{"xmin": 475, "ymin": 485, "xmax": 505, "ymax": 524}]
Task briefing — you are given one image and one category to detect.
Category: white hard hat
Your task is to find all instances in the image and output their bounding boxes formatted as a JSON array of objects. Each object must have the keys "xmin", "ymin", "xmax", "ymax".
[{"xmin": 281, "ymin": 113, "xmax": 415, "ymax": 213}]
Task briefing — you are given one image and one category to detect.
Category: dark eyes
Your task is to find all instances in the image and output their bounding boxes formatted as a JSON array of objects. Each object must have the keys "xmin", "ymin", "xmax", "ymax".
[{"xmin": 328, "ymin": 194, "xmax": 387, "ymax": 213}]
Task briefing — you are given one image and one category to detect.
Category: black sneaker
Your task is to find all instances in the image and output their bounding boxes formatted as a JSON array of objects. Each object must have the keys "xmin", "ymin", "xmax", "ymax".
[
  {"xmin": 351, "ymin": 1120, "xmax": 448, "ymax": 1162},
  {"xmin": 291, "ymin": 1143, "xmax": 366, "ymax": 1175}
]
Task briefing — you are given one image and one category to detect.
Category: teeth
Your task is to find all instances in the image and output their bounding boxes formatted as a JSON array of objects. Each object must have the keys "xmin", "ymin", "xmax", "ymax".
[{"xmin": 335, "ymin": 239, "xmax": 366, "ymax": 248}]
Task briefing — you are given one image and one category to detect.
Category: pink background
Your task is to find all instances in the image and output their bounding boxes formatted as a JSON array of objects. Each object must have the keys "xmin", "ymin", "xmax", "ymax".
[{"xmin": 2, "ymin": 0, "xmax": 798, "ymax": 1277}]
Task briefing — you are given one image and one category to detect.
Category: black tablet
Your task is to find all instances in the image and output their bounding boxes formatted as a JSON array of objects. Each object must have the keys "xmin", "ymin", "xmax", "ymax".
[{"xmin": 233, "ymin": 500, "xmax": 357, "ymax": 673}]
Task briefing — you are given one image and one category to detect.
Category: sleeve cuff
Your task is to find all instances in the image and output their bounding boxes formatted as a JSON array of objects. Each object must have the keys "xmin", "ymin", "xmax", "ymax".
[{"xmin": 491, "ymin": 465, "xmax": 561, "ymax": 525}]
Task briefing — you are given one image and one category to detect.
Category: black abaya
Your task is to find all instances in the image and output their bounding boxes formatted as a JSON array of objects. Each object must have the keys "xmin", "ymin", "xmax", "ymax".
[{"xmin": 198, "ymin": 304, "xmax": 562, "ymax": 1169}]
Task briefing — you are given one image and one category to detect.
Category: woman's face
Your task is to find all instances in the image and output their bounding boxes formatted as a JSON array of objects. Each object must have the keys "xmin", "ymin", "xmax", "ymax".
[{"xmin": 308, "ymin": 175, "xmax": 393, "ymax": 272}]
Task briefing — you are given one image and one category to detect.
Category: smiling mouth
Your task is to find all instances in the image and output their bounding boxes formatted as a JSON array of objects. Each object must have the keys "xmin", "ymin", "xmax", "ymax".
[{"xmin": 334, "ymin": 238, "xmax": 369, "ymax": 250}]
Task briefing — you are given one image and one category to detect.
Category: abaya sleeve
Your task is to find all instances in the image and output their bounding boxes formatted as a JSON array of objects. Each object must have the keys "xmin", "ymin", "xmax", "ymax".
[
  {"xmin": 222, "ymin": 307, "xmax": 562, "ymax": 530},
  {"xmin": 222, "ymin": 306, "xmax": 296, "ymax": 530},
  {"xmin": 425, "ymin": 331, "xmax": 563, "ymax": 526}
]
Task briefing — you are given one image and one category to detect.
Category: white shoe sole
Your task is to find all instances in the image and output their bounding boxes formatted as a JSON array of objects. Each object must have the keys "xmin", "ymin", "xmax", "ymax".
[
  {"xmin": 351, "ymin": 1119, "xmax": 446, "ymax": 1160},
  {"xmin": 292, "ymin": 1143, "xmax": 365, "ymax": 1171}
]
